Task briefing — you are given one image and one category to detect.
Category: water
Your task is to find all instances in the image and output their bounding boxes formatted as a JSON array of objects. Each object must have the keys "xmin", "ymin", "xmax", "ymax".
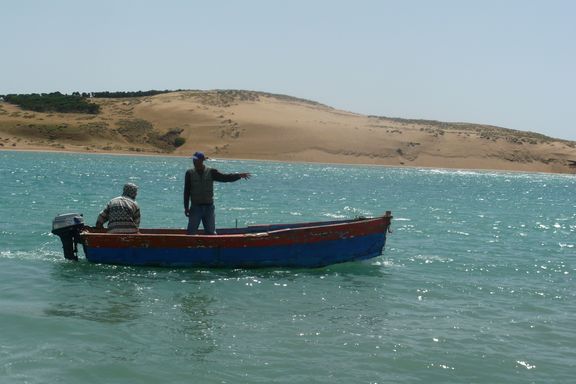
[{"xmin": 1, "ymin": 151, "xmax": 574, "ymax": 383}]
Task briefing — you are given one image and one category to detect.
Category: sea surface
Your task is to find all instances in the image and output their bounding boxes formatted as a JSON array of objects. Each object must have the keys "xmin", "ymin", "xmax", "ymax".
[{"xmin": 0, "ymin": 151, "xmax": 574, "ymax": 384}]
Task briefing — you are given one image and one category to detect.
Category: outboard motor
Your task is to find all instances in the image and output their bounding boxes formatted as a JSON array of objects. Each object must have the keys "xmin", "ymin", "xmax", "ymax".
[{"xmin": 52, "ymin": 213, "xmax": 85, "ymax": 261}]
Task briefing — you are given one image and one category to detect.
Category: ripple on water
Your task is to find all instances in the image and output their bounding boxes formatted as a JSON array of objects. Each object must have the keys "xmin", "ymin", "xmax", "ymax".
[{"xmin": 1, "ymin": 152, "xmax": 576, "ymax": 383}]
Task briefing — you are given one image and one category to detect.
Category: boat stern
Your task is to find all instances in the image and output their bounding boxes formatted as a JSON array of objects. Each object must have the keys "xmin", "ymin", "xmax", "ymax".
[{"xmin": 52, "ymin": 213, "xmax": 85, "ymax": 261}]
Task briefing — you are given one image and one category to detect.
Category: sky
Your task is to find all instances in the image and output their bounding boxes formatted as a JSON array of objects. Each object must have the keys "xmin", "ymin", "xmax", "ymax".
[{"xmin": 1, "ymin": 0, "xmax": 575, "ymax": 140}]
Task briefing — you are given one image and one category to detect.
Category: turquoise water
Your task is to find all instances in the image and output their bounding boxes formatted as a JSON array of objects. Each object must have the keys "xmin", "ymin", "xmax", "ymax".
[{"xmin": 1, "ymin": 151, "xmax": 574, "ymax": 383}]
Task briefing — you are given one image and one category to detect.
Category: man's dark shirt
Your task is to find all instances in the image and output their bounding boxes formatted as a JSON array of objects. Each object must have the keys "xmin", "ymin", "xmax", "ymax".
[{"xmin": 183, "ymin": 168, "xmax": 242, "ymax": 210}]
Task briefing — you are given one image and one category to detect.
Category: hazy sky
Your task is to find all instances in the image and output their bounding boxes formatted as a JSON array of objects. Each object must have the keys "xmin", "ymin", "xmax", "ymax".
[{"xmin": 2, "ymin": 0, "xmax": 575, "ymax": 140}]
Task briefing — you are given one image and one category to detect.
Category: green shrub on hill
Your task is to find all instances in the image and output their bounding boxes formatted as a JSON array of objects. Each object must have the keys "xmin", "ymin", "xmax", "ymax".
[
  {"xmin": 90, "ymin": 90, "xmax": 177, "ymax": 98},
  {"xmin": 3, "ymin": 92, "xmax": 100, "ymax": 114},
  {"xmin": 173, "ymin": 137, "xmax": 186, "ymax": 147}
]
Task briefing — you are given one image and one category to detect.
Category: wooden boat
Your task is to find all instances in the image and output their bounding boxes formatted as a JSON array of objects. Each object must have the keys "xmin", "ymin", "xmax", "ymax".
[{"xmin": 52, "ymin": 212, "xmax": 392, "ymax": 268}]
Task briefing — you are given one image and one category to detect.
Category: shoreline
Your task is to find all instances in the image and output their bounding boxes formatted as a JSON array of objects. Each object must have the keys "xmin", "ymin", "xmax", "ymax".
[{"xmin": 2, "ymin": 147, "xmax": 573, "ymax": 176}]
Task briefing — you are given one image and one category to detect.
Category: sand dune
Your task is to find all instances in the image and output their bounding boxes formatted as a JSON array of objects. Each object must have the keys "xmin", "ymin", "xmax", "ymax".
[{"xmin": 1, "ymin": 90, "xmax": 575, "ymax": 174}]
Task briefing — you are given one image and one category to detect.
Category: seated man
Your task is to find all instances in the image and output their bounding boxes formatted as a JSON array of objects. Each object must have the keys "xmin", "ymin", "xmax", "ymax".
[{"xmin": 96, "ymin": 183, "xmax": 141, "ymax": 233}]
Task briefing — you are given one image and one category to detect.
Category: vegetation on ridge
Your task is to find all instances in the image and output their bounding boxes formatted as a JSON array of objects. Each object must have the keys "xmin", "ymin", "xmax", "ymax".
[
  {"xmin": 2, "ymin": 92, "xmax": 100, "ymax": 114},
  {"xmin": 370, "ymin": 115, "xmax": 574, "ymax": 145},
  {"xmin": 1, "ymin": 89, "xmax": 326, "ymax": 113}
]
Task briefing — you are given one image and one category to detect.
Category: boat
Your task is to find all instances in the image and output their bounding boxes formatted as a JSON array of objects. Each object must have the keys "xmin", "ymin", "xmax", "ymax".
[{"xmin": 51, "ymin": 212, "xmax": 392, "ymax": 268}]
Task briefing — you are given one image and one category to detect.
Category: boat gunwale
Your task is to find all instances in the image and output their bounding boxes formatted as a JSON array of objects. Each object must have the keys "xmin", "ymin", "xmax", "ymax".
[
  {"xmin": 81, "ymin": 215, "xmax": 391, "ymax": 238},
  {"xmin": 80, "ymin": 215, "xmax": 392, "ymax": 249}
]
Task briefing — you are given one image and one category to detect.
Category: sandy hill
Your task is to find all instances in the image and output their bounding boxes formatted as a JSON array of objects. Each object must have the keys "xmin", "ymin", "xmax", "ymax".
[{"xmin": 1, "ymin": 90, "xmax": 575, "ymax": 173}]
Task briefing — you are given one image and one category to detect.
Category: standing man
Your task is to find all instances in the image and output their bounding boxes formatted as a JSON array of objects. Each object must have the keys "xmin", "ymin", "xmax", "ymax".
[
  {"xmin": 96, "ymin": 183, "xmax": 140, "ymax": 233},
  {"xmin": 183, "ymin": 151, "xmax": 251, "ymax": 235}
]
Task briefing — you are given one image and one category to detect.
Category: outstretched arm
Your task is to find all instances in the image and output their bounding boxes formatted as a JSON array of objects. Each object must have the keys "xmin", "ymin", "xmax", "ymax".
[{"xmin": 211, "ymin": 169, "xmax": 251, "ymax": 182}]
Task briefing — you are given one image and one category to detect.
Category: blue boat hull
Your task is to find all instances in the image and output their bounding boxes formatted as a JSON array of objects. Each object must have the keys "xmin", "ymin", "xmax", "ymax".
[{"xmin": 84, "ymin": 233, "xmax": 386, "ymax": 268}]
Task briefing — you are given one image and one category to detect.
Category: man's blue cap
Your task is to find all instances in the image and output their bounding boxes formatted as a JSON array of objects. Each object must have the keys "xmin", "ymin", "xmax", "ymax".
[{"xmin": 192, "ymin": 151, "xmax": 206, "ymax": 161}]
